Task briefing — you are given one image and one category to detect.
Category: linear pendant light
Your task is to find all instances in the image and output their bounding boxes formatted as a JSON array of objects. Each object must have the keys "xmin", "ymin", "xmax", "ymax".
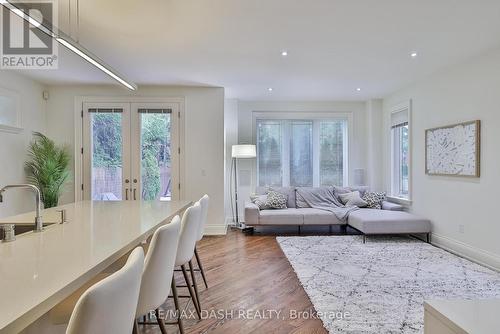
[{"xmin": 0, "ymin": 0, "xmax": 137, "ymax": 90}]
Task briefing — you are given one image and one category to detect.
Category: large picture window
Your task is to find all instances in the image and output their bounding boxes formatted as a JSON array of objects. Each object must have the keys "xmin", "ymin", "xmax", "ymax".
[
  {"xmin": 256, "ymin": 118, "xmax": 348, "ymax": 187},
  {"xmin": 390, "ymin": 105, "xmax": 411, "ymax": 199}
]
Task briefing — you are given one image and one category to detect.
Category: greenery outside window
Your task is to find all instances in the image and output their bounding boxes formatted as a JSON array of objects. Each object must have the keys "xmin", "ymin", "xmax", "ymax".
[{"xmin": 256, "ymin": 118, "xmax": 348, "ymax": 187}]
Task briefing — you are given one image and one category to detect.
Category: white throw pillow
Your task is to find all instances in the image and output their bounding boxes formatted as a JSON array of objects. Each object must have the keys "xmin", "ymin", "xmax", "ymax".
[
  {"xmin": 250, "ymin": 194, "xmax": 270, "ymax": 210},
  {"xmin": 338, "ymin": 191, "xmax": 368, "ymax": 207}
]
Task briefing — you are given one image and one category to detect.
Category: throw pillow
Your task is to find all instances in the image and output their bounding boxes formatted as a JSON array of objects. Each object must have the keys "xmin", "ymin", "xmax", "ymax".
[
  {"xmin": 338, "ymin": 191, "xmax": 368, "ymax": 207},
  {"xmin": 250, "ymin": 194, "xmax": 269, "ymax": 210},
  {"xmin": 362, "ymin": 191, "xmax": 386, "ymax": 209},
  {"xmin": 268, "ymin": 187, "xmax": 292, "ymax": 208},
  {"xmin": 265, "ymin": 190, "xmax": 287, "ymax": 209}
]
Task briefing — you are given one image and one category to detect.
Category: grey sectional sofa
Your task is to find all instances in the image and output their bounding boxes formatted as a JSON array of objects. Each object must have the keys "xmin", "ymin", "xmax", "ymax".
[{"xmin": 244, "ymin": 186, "xmax": 431, "ymax": 243}]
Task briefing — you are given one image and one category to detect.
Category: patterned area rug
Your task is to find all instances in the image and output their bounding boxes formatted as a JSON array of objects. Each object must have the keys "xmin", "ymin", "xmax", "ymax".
[{"xmin": 277, "ymin": 236, "xmax": 500, "ymax": 334}]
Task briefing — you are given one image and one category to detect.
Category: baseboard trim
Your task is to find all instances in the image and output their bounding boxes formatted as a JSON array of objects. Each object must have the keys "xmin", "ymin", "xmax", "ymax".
[
  {"xmin": 431, "ymin": 233, "xmax": 500, "ymax": 272},
  {"xmin": 204, "ymin": 223, "xmax": 228, "ymax": 236},
  {"xmin": 225, "ymin": 216, "xmax": 234, "ymax": 227}
]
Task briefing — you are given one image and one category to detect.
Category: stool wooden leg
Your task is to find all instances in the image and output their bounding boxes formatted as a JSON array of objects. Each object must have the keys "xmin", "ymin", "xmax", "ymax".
[
  {"xmin": 155, "ymin": 309, "xmax": 167, "ymax": 334},
  {"xmin": 133, "ymin": 320, "xmax": 139, "ymax": 334},
  {"xmin": 180, "ymin": 264, "xmax": 201, "ymax": 319},
  {"xmin": 171, "ymin": 279, "xmax": 184, "ymax": 334},
  {"xmin": 194, "ymin": 247, "xmax": 208, "ymax": 289},
  {"xmin": 189, "ymin": 260, "xmax": 202, "ymax": 313}
]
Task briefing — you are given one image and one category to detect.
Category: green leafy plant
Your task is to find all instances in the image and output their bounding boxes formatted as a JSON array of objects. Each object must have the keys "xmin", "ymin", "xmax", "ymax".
[{"xmin": 25, "ymin": 132, "xmax": 71, "ymax": 208}]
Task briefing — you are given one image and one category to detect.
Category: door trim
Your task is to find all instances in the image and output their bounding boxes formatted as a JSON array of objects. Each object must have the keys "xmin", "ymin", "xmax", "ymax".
[{"xmin": 74, "ymin": 96, "xmax": 185, "ymax": 202}]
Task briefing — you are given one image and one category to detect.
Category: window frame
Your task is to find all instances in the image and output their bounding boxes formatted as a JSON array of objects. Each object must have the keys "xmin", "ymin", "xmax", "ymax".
[
  {"xmin": 253, "ymin": 112, "xmax": 351, "ymax": 188},
  {"xmin": 389, "ymin": 101, "xmax": 412, "ymax": 202}
]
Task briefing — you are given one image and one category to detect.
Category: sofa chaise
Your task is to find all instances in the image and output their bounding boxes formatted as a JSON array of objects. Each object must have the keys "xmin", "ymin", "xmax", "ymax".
[{"xmin": 244, "ymin": 186, "xmax": 431, "ymax": 243}]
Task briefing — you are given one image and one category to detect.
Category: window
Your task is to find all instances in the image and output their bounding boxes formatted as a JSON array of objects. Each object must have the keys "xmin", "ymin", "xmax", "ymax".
[
  {"xmin": 257, "ymin": 121, "xmax": 282, "ymax": 187},
  {"xmin": 290, "ymin": 121, "xmax": 313, "ymax": 186},
  {"xmin": 320, "ymin": 121, "xmax": 345, "ymax": 186},
  {"xmin": 390, "ymin": 106, "xmax": 410, "ymax": 199},
  {"xmin": 257, "ymin": 118, "xmax": 347, "ymax": 187}
]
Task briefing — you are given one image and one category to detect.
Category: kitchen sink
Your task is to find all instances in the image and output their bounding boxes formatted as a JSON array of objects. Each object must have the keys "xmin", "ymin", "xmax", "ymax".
[{"xmin": 0, "ymin": 223, "xmax": 56, "ymax": 241}]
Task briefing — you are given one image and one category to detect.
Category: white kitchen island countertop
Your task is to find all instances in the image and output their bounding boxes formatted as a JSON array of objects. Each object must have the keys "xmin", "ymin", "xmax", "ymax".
[
  {"xmin": 0, "ymin": 200, "xmax": 191, "ymax": 334},
  {"xmin": 424, "ymin": 299, "xmax": 500, "ymax": 334}
]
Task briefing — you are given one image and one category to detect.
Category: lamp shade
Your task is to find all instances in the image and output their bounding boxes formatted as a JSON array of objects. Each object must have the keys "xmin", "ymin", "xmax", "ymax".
[{"xmin": 232, "ymin": 145, "xmax": 256, "ymax": 158}]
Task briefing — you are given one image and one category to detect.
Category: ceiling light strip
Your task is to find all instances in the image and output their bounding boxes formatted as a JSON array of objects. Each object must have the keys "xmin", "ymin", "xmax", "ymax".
[
  {"xmin": 56, "ymin": 38, "xmax": 137, "ymax": 90},
  {"xmin": 0, "ymin": 0, "xmax": 137, "ymax": 90}
]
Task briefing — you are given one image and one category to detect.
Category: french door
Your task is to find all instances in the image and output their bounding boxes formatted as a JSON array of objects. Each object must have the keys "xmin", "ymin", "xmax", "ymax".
[{"xmin": 82, "ymin": 102, "xmax": 180, "ymax": 201}]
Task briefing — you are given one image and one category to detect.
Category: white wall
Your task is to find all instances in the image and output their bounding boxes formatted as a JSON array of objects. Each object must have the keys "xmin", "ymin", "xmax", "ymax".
[
  {"xmin": 45, "ymin": 85, "xmax": 226, "ymax": 235},
  {"xmin": 382, "ymin": 46, "xmax": 500, "ymax": 269},
  {"xmin": 0, "ymin": 72, "xmax": 46, "ymax": 218},
  {"xmin": 224, "ymin": 99, "xmax": 238, "ymax": 226},
  {"xmin": 237, "ymin": 100, "xmax": 367, "ymax": 219},
  {"xmin": 365, "ymin": 99, "xmax": 384, "ymax": 191}
]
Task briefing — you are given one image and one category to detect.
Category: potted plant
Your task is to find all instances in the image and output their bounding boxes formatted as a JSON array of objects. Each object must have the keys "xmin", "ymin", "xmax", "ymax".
[{"xmin": 25, "ymin": 132, "xmax": 70, "ymax": 208}]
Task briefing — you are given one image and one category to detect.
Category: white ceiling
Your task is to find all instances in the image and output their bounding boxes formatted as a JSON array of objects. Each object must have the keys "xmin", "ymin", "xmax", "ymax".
[{"xmin": 18, "ymin": 0, "xmax": 500, "ymax": 100}]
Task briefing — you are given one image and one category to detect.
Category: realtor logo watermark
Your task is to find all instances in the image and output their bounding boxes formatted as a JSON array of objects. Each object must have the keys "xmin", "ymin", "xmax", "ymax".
[{"xmin": 1, "ymin": 0, "xmax": 58, "ymax": 69}]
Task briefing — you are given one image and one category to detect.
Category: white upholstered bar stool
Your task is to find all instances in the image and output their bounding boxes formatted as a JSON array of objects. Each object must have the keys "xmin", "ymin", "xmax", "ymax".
[
  {"xmin": 134, "ymin": 216, "xmax": 181, "ymax": 334},
  {"xmin": 174, "ymin": 202, "xmax": 203, "ymax": 319},
  {"xmin": 194, "ymin": 194, "xmax": 210, "ymax": 289},
  {"xmin": 66, "ymin": 247, "xmax": 144, "ymax": 334}
]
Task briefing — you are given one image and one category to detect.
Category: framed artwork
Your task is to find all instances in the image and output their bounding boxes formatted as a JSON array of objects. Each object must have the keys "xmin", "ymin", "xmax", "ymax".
[
  {"xmin": 425, "ymin": 120, "xmax": 480, "ymax": 177},
  {"xmin": 0, "ymin": 86, "xmax": 22, "ymax": 133}
]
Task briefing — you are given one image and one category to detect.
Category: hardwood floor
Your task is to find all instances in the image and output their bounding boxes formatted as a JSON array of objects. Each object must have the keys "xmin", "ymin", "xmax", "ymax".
[{"xmin": 139, "ymin": 230, "xmax": 327, "ymax": 334}]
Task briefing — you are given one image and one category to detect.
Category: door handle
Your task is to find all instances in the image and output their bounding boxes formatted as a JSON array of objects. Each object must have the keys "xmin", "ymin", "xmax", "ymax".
[
  {"xmin": 125, "ymin": 188, "xmax": 129, "ymax": 200},
  {"xmin": 133, "ymin": 188, "xmax": 137, "ymax": 201}
]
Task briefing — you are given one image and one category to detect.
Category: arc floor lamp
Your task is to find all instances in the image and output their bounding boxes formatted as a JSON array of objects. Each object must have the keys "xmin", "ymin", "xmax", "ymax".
[{"xmin": 230, "ymin": 145, "xmax": 256, "ymax": 229}]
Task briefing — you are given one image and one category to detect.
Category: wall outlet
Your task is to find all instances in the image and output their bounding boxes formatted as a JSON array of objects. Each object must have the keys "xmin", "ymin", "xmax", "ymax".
[{"xmin": 458, "ymin": 224, "xmax": 465, "ymax": 234}]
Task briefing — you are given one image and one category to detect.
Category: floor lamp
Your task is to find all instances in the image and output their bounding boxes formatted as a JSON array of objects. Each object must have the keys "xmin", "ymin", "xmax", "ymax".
[{"xmin": 230, "ymin": 144, "xmax": 256, "ymax": 229}]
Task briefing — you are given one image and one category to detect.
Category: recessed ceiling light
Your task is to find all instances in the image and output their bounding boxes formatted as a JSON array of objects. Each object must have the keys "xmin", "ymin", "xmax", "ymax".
[
  {"xmin": 281, "ymin": 50, "xmax": 288, "ymax": 56},
  {"xmin": 356, "ymin": 88, "xmax": 361, "ymax": 92},
  {"xmin": 410, "ymin": 52, "xmax": 418, "ymax": 58},
  {"xmin": 268, "ymin": 87, "xmax": 273, "ymax": 92}
]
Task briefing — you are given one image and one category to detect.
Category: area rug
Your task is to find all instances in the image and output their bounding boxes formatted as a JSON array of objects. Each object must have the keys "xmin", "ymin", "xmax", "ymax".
[{"xmin": 277, "ymin": 235, "xmax": 500, "ymax": 334}]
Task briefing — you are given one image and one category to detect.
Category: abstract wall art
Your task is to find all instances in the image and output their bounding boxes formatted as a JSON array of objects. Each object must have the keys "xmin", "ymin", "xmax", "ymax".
[{"xmin": 425, "ymin": 120, "xmax": 480, "ymax": 177}]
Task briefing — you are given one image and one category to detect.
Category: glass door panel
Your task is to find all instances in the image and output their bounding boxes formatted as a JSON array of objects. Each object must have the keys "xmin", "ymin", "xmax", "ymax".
[
  {"xmin": 131, "ymin": 103, "xmax": 179, "ymax": 201},
  {"xmin": 140, "ymin": 111, "xmax": 172, "ymax": 200},
  {"xmin": 82, "ymin": 103, "xmax": 130, "ymax": 201},
  {"xmin": 91, "ymin": 112, "xmax": 123, "ymax": 200},
  {"xmin": 82, "ymin": 101, "xmax": 179, "ymax": 201}
]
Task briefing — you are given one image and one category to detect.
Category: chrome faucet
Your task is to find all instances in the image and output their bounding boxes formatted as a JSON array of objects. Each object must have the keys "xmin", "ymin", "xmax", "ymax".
[{"xmin": 0, "ymin": 184, "xmax": 43, "ymax": 232}]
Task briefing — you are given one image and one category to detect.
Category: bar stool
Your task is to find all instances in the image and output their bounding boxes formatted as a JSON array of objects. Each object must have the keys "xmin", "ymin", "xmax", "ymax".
[
  {"xmin": 134, "ymin": 216, "xmax": 181, "ymax": 334},
  {"xmin": 194, "ymin": 194, "xmax": 210, "ymax": 289},
  {"xmin": 66, "ymin": 247, "xmax": 144, "ymax": 334},
  {"xmin": 174, "ymin": 202, "xmax": 203, "ymax": 320}
]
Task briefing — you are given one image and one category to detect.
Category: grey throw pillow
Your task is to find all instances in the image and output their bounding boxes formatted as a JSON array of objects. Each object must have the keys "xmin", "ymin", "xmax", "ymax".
[
  {"xmin": 338, "ymin": 191, "xmax": 368, "ymax": 207},
  {"xmin": 362, "ymin": 191, "xmax": 386, "ymax": 209},
  {"xmin": 266, "ymin": 190, "xmax": 287, "ymax": 209},
  {"xmin": 250, "ymin": 194, "xmax": 269, "ymax": 210}
]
